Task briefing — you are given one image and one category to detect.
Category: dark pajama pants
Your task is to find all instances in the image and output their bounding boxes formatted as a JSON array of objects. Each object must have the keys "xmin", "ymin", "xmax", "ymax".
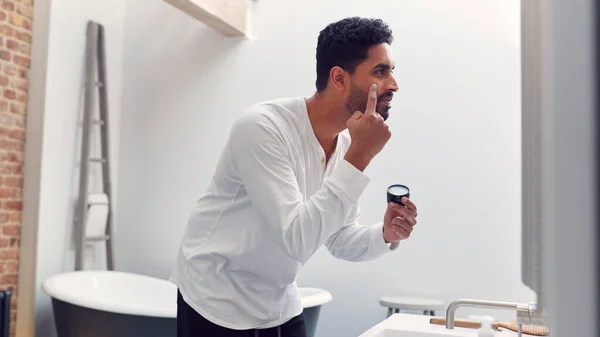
[{"xmin": 177, "ymin": 290, "xmax": 308, "ymax": 337}]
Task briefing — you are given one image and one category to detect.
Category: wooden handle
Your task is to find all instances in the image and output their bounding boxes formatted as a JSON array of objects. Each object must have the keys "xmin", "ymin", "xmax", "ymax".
[
  {"xmin": 429, "ymin": 317, "xmax": 500, "ymax": 330},
  {"xmin": 497, "ymin": 322, "xmax": 550, "ymax": 336}
]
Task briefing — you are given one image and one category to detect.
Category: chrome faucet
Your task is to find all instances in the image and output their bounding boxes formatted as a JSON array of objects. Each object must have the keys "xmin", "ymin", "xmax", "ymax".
[{"xmin": 445, "ymin": 299, "xmax": 539, "ymax": 337}]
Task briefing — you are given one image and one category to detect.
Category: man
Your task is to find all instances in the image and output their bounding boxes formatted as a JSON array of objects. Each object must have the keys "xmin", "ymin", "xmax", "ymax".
[{"xmin": 171, "ymin": 16, "xmax": 418, "ymax": 337}]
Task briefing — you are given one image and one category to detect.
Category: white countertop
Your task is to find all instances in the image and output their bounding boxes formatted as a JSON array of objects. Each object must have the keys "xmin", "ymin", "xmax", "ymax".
[{"xmin": 359, "ymin": 314, "xmax": 528, "ymax": 337}]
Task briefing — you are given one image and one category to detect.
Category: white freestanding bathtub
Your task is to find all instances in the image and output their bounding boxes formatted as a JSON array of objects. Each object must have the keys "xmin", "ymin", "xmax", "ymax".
[{"xmin": 42, "ymin": 271, "xmax": 332, "ymax": 337}]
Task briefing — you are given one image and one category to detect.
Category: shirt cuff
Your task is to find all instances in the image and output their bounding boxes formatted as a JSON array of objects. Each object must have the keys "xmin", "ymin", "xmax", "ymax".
[
  {"xmin": 326, "ymin": 159, "xmax": 371, "ymax": 203},
  {"xmin": 369, "ymin": 222, "xmax": 399, "ymax": 255}
]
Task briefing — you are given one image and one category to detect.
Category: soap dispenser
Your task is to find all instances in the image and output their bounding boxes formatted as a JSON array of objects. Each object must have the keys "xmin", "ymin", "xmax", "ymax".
[{"xmin": 469, "ymin": 315, "xmax": 496, "ymax": 337}]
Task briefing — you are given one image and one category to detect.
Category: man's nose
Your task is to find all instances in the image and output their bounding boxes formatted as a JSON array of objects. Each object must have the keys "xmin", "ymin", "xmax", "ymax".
[{"xmin": 387, "ymin": 75, "xmax": 399, "ymax": 92}]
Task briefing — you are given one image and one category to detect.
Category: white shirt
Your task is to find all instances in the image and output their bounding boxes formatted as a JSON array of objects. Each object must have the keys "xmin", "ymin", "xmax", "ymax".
[{"xmin": 170, "ymin": 97, "xmax": 397, "ymax": 330}]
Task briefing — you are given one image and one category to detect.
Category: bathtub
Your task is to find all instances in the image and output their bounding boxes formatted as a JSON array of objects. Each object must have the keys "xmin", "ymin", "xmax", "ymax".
[{"xmin": 42, "ymin": 270, "xmax": 332, "ymax": 337}]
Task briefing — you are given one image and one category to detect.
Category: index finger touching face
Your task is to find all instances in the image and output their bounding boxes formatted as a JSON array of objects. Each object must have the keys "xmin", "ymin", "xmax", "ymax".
[{"xmin": 365, "ymin": 83, "xmax": 378, "ymax": 115}]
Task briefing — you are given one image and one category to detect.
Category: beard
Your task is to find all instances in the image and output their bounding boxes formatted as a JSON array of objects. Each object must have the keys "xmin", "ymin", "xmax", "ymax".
[{"xmin": 344, "ymin": 82, "xmax": 392, "ymax": 121}]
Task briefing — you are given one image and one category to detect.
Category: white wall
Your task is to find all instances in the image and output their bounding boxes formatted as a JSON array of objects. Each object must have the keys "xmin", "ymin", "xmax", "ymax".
[
  {"xmin": 117, "ymin": 0, "xmax": 534, "ymax": 336},
  {"xmin": 21, "ymin": 1, "xmax": 125, "ymax": 336}
]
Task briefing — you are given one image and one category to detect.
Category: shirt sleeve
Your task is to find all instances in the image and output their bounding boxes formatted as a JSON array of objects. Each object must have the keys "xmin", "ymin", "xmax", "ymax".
[
  {"xmin": 324, "ymin": 205, "xmax": 399, "ymax": 262},
  {"xmin": 228, "ymin": 108, "xmax": 371, "ymax": 263}
]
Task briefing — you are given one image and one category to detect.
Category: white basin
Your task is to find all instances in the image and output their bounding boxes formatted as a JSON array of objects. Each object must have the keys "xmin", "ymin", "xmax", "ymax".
[
  {"xmin": 359, "ymin": 314, "xmax": 520, "ymax": 337},
  {"xmin": 372, "ymin": 330, "xmax": 468, "ymax": 337}
]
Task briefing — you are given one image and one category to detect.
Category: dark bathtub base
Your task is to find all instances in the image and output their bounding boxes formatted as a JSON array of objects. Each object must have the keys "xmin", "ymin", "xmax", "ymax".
[
  {"xmin": 302, "ymin": 305, "xmax": 321, "ymax": 337},
  {"xmin": 51, "ymin": 298, "xmax": 176, "ymax": 337},
  {"xmin": 51, "ymin": 298, "xmax": 322, "ymax": 337}
]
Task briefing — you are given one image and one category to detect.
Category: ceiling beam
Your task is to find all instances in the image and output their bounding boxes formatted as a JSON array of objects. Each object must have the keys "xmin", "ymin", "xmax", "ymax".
[{"xmin": 163, "ymin": 0, "xmax": 248, "ymax": 37}]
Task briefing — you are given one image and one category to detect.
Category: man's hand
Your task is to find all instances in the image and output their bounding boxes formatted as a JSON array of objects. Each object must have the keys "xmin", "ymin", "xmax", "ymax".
[
  {"xmin": 344, "ymin": 83, "xmax": 391, "ymax": 172},
  {"xmin": 383, "ymin": 198, "xmax": 418, "ymax": 243}
]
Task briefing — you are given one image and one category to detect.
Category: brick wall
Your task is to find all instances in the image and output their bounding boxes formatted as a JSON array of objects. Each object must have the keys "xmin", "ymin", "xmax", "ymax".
[{"xmin": 0, "ymin": 0, "xmax": 33, "ymax": 336}]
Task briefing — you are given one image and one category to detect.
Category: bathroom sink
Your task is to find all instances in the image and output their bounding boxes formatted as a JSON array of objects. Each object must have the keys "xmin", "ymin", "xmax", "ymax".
[
  {"xmin": 371, "ymin": 330, "xmax": 468, "ymax": 337},
  {"xmin": 359, "ymin": 314, "xmax": 519, "ymax": 337}
]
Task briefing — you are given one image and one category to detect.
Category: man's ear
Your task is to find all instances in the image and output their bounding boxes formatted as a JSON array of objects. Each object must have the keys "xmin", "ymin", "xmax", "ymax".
[{"xmin": 329, "ymin": 66, "xmax": 349, "ymax": 92}]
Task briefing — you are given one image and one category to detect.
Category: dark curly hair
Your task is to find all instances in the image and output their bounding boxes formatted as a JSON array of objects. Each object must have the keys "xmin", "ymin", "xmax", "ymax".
[{"xmin": 315, "ymin": 17, "xmax": 394, "ymax": 92}]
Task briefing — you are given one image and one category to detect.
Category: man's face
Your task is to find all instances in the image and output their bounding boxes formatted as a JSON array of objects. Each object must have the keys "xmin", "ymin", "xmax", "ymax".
[{"xmin": 344, "ymin": 43, "xmax": 398, "ymax": 121}]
